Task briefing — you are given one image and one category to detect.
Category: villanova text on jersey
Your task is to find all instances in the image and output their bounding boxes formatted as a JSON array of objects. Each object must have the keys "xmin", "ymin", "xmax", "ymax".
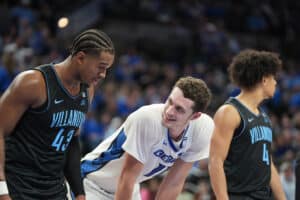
[
  {"xmin": 50, "ymin": 109, "xmax": 85, "ymax": 128},
  {"xmin": 5, "ymin": 64, "xmax": 89, "ymax": 200},
  {"xmin": 250, "ymin": 126, "xmax": 272, "ymax": 144}
]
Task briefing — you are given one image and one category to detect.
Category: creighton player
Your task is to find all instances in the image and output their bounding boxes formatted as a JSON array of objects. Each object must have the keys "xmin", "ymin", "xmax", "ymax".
[
  {"xmin": 80, "ymin": 76, "xmax": 214, "ymax": 200},
  {"xmin": 209, "ymin": 49, "xmax": 286, "ymax": 200},
  {"xmin": 0, "ymin": 29, "xmax": 115, "ymax": 200}
]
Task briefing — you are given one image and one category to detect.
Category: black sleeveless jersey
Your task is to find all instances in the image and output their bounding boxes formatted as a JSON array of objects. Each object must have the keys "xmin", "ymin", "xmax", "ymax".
[
  {"xmin": 5, "ymin": 64, "xmax": 89, "ymax": 200},
  {"xmin": 224, "ymin": 98, "xmax": 273, "ymax": 199}
]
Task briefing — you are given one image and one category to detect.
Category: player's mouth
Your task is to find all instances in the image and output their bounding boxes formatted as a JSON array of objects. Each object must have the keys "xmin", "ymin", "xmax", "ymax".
[
  {"xmin": 163, "ymin": 114, "xmax": 176, "ymax": 122},
  {"xmin": 92, "ymin": 78, "xmax": 101, "ymax": 86}
]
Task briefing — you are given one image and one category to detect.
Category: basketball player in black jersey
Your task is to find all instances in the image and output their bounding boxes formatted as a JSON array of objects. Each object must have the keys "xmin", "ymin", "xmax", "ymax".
[
  {"xmin": 209, "ymin": 49, "xmax": 286, "ymax": 200},
  {"xmin": 0, "ymin": 29, "xmax": 115, "ymax": 200}
]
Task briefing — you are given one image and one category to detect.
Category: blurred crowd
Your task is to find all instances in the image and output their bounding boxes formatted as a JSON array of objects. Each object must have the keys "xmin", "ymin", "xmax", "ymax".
[{"xmin": 0, "ymin": 0, "xmax": 299, "ymax": 199}]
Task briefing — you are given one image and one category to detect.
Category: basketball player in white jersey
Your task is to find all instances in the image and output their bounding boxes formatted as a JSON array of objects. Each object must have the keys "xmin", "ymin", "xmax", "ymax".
[{"xmin": 80, "ymin": 76, "xmax": 214, "ymax": 200}]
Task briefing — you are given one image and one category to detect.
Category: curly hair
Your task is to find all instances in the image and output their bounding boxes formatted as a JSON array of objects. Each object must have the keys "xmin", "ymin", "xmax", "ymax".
[
  {"xmin": 174, "ymin": 76, "xmax": 212, "ymax": 112},
  {"xmin": 228, "ymin": 49, "xmax": 282, "ymax": 89}
]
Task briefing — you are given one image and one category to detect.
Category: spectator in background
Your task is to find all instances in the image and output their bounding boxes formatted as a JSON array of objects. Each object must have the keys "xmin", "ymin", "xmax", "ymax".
[{"xmin": 279, "ymin": 162, "xmax": 295, "ymax": 200}]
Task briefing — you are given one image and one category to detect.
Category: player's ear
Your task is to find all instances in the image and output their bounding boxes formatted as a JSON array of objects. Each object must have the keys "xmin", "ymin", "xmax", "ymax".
[
  {"xmin": 191, "ymin": 112, "xmax": 201, "ymax": 120},
  {"xmin": 74, "ymin": 51, "xmax": 86, "ymax": 65},
  {"xmin": 262, "ymin": 75, "xmax": 269, "ymax": 85}
]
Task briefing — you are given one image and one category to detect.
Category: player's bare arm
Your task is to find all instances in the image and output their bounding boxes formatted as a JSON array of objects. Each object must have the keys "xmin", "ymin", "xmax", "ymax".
[
  {"xmin": 115, "ymin": 153, "xmax": 144, "ymax": 200},
  {"xmin": 270, "ymin": 160, "xmax": 286, "ymax": 200},
  {"xmin": 208, "ymin": 104, "xmax": 240, "ymax": 200},
  {"xmin": 66, "ymin": 84, "xmax": 94, "ymax": 200},
  {"xmin": 0, "ymin": 70, "xmax": 46, "ymax": 136},
  {"xmin": 65, "ymin": 79, "xmax": 95, "ymax": 200},
  {"xmin": 155, "ymin": 158, "xmax": 193, "ymax": 199},
  {"xmin": 0, "ymin": 70, "xmax": 46, "ymax": 199}
]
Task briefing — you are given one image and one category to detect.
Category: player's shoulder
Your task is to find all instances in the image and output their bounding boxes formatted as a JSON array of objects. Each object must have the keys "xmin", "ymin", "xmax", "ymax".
[
  {"xmin": 14, "ymin": 69, "xmax": 44, "ymax": 87},
  {"xmin": 198, "ymin": 113, "xmax": 213, "ymax": 122},
  {"xmin": 4, "ymin": 70, "xmax": 46, "ymax": 107},
  {"xmin": 8, "ymin": 70, "xmax": 44, "ymax": 94},
  {"xmin": 129, "ymin": 104, "xmax": 163, "ymax": 121},
  {"xmin": 214, "ymin": 104, "xmax": 240, "ymax": 120},
  {"xmin": 213, "ymin": 104, "xmax": 241, "ymax": 129},
  {"xmin": 188, "ymin": 113, "xmax": 214, "ymax": 143},
  {"xmin": 195, "ymin": 113, "xmax": 213, "ymax": 125}
]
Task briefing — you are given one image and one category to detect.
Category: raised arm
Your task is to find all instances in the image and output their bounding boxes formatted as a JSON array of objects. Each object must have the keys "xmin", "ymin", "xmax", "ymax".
[
  {"xmin": 0, "ymin": 70, "xmax": 46, "ymax": 199},
  {"xmin": 208, "ymin": 105, "xmax": 239, "ymax": 200},
  {"xmin": 115, "ymin": 153, "xmax": 144, "ymax": 200}
]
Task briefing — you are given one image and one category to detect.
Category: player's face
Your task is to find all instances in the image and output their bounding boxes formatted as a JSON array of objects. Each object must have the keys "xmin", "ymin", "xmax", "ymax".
[
  {"xmin": 262, "ymin": 75, "xmax": 277, "ymax": 98},
  {"xmin": 79, "ymin": 51, "xmax": 114, "ymax": 86},
  {"xmin": 162, "ymin": 87, "xmax": 196, "ymax": 129}
]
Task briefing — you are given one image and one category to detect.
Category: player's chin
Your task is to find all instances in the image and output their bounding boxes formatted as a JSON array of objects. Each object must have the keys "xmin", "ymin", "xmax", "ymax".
[
  {"xmin": 162, "ymin": 119, "xmax": 169, "ymax": 127},
  {"xmin": 269, "ymin": 92, "xmax": 276, "ymax": 98},
  {"xmin": 89, "ymin": 79, "xmax": 101, "ymax": 87},
  {"xmin": 162, "ymin": 119, "xmax": 174, "ymax": 128}
]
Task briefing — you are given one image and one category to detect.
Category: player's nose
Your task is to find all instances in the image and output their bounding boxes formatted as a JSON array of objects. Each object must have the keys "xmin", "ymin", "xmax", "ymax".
[{"xmin": 166, "ymin": 105, "xmax": 175, "ymax": 116}]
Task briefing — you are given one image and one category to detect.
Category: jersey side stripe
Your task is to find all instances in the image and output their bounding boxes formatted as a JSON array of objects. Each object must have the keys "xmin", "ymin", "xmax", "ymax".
[{"xmin": 81, "ymin": 129, "xmax": 126, "ymax": 177}]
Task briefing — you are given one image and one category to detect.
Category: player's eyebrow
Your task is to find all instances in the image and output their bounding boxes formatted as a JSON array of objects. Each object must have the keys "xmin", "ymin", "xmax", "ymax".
[{"xmin": 169, "ymin": 97, "xmax": 186, "ymax": 113}]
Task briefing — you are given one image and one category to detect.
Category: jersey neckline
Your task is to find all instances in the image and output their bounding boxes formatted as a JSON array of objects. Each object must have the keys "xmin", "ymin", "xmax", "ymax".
[{"xmin": 50, "ymin": 64, "xmax": 82, "ymax": 99}]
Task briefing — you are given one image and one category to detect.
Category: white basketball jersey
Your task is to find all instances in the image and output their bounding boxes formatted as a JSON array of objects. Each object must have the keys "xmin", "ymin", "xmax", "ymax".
[{"xmin": 81, "ymin": 104, "xmax": 214, "ymax": 193}]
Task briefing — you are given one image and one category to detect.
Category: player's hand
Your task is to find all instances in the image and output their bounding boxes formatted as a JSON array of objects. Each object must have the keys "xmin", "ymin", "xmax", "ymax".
[
  {"xmin": 0, "ymin": 194, "xmax": 12, "ymax": 200},
  {"xmin": 75, "ymin": 194, "xmax": 85, "ymax": 200}
]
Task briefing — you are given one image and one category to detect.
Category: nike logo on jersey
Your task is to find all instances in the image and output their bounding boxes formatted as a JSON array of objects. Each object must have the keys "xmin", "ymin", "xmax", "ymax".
[
  {"xmin": 80, "ymin": 99, "xmax": 86, "ymax": 106},
  {"xmin": 248, "ymin": 118, "xmax": 254, "ymax": 123},
  {"xmin": 54, "ymin": 99, "xmax": 64, "ymax": 104}
]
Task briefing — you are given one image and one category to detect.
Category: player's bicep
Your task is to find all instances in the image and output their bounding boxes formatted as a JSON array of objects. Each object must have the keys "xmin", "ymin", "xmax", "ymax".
[
  {"xmin": 209, "ymin": 105, "xmax": 240, "ymax": 161},
  {"xmin": 0, "ymin": 71, "xmax": 43, "ymax": 135}
]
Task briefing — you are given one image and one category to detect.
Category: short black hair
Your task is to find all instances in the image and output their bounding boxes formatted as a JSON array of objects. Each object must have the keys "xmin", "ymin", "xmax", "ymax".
[
  {"xmin": 228, "ymin": 49, "xmax": 282, "ymax": 89},
  {"xmin": 70, "ymin": 29, "xmax": 114, "ymax": 56}
]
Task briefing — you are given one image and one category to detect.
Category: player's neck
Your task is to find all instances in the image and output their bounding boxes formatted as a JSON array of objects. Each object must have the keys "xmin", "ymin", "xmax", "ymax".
[
  {"xmin": 168, "ymin": 126, "xmax": 186, "ymax": 141},
  {"xmin": 54, "ymin": 57, "xmax": 81, "ymax": 94},
  {"xmin": 236, "ymin": 91, "xmax": 263, "ymax": 114}
]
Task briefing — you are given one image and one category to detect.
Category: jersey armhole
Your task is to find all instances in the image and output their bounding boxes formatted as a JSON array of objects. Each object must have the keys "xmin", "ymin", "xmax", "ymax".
[
  {"xmin": 226, "ymin": 102, "xmax": 246, "ymax": 140},
  {"xmin": 28, "ymin": 69, "xmax": 50, "ymax": 113}
]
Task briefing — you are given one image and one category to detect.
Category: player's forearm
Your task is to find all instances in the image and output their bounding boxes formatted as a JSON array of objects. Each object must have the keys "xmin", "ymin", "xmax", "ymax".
[
  {"xmin": 270, "ymin": 163, "xmax": 286, "ymax": 200},
  {"xmin": 208, "ymin": 159, "xmax": 229, "ymax": 200},
  {"xmin": 115, "ymin": 180, "xmax": 134, "ymax": 200},
  {"xmin": 0, "ymin": 133, "xmax": 10, "ymax": 199},
  {"xmin": 64, "ymin": 136, "xmax": 85, "ymax": 197},
  {"xmin": 155, "ymin": 183, "xmax": 184, "ymax": 200}
]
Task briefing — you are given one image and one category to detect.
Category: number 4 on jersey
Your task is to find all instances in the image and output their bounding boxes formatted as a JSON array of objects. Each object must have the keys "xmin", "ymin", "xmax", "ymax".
[{"xmin": 262, "ymin": 143, "xmax": 269, "ymax": 165}]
